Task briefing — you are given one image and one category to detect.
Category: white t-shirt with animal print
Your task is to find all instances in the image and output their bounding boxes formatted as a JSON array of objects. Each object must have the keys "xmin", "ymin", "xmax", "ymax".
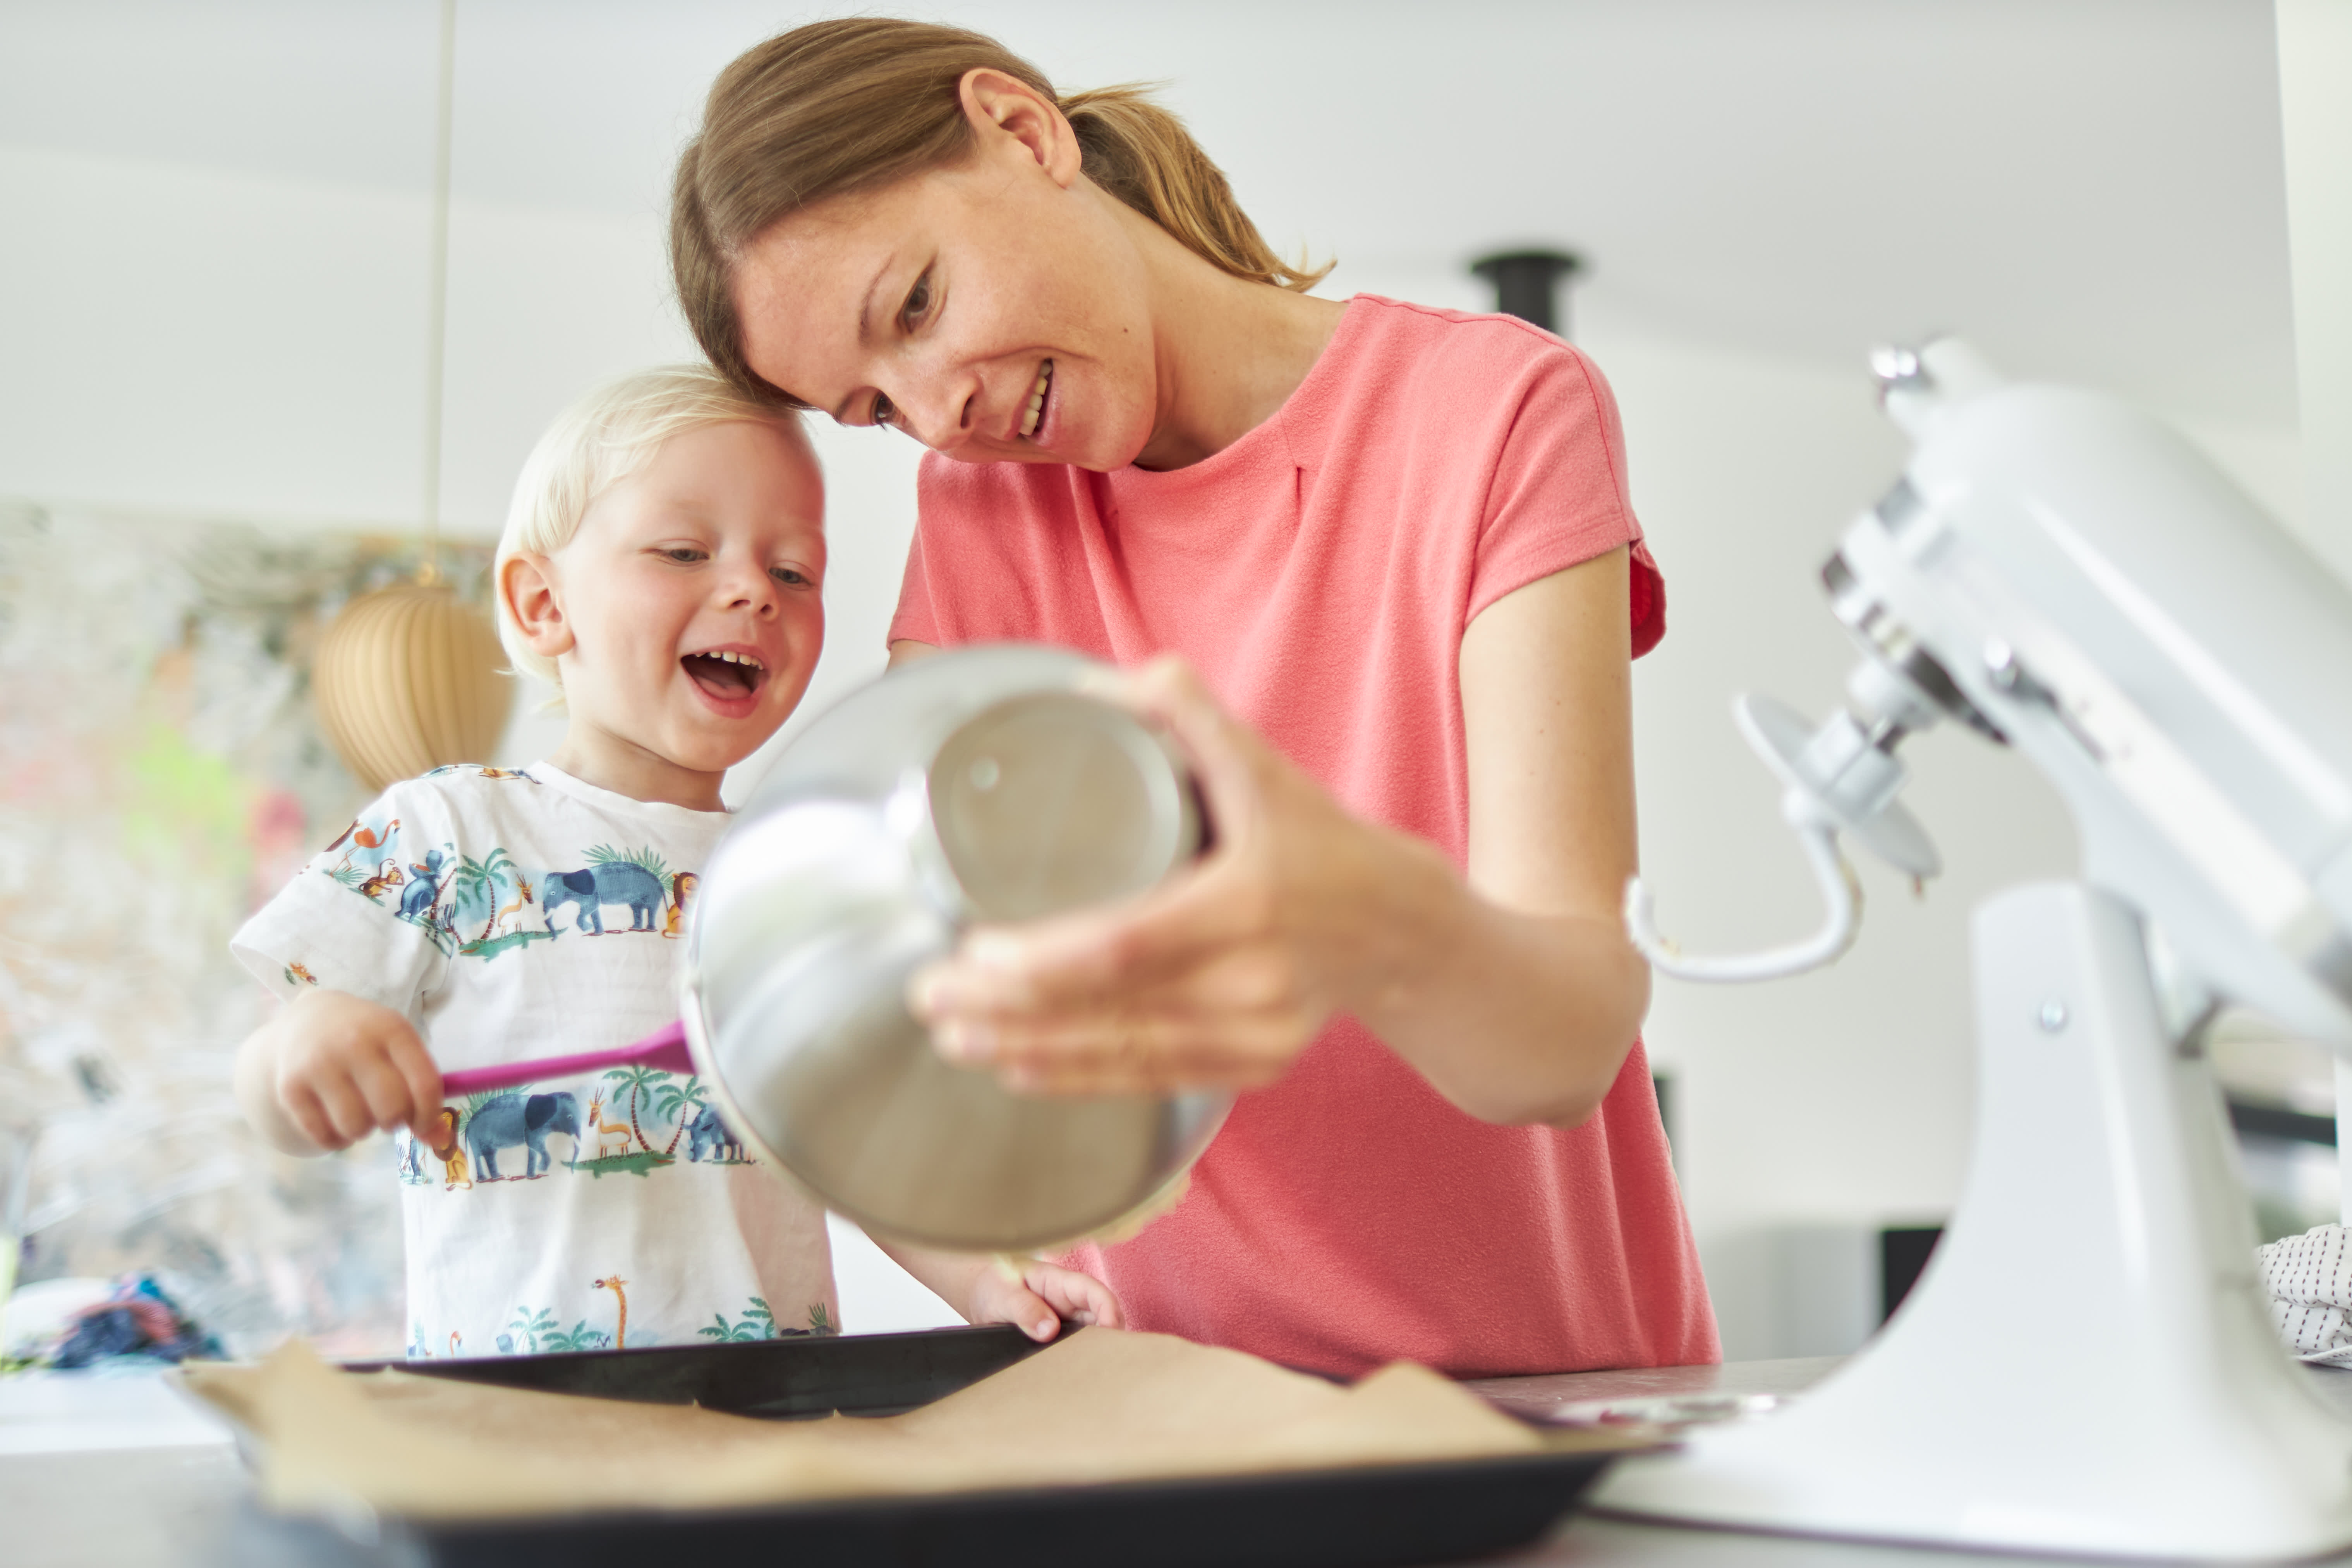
[{"xmin": 232, "ymin": 762, "xmax": 838, "ymax": 1359}]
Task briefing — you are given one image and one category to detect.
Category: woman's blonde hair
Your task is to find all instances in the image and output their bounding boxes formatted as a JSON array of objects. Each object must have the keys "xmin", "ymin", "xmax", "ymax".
[
  {"xmin": 671, "ymin": 17, "xmax": 1330, "ymax": 406},
  {"xmin": 494, "ymin": 363, "xmax": 812, "ymax": 690}
]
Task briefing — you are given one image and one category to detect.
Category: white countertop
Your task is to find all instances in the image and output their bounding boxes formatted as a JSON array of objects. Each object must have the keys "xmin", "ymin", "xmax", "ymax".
[{"xmin": 10, "ymin": 1353, "xmax": 2352, "ymax": 1567}]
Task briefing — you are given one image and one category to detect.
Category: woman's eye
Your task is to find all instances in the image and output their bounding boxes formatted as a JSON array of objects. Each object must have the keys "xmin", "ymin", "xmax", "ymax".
[
  {"xmin": 898, "ymin": 270, "xmax": 932, "ymax": 330},
  {"xmin": 870, "ymin": 390, "xmax": 897, "ymax": 428}
]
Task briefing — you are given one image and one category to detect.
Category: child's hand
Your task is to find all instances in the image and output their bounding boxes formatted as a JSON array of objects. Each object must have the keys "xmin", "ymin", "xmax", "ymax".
[
  {"xmin": 968, "ymin": 1259, "xmax": 1126, "ymax": 1343},
  {"xmin": 238, "ymin": 988, "xmax": 444, "ymax": 1154}
]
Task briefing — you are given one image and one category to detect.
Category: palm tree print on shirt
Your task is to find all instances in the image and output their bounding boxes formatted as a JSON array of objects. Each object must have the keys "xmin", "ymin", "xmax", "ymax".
[
  {"xmin": 505, "ymin": 1304, "xmax": 557, "ymax": 1354},
  {"xmin": 695, "ymin": 1298, "xmax": 837, "ymax": 1341},
  {"xmin": 602, "ymin": 1064, "xmax": 659, "ymax": 1152},
  {"xmin": 450, "ymin": 848, "xmax": 516, "ymax": 940},
  {"xmin": 583, "ymin": 842, "xmax": 670, "ymax": 884},
  {"xmin": 654, "ymin": 1074, "xmax": 710, "ymax": 1156},
  {"xmin": 499, "ymin": 1304, "xmax": 610, "ymax": 1355}
]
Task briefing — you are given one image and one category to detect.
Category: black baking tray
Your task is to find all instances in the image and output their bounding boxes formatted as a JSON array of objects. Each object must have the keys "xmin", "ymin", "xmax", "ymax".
[{"xmin": 306, "ymin": 1325, "xmax": 1614, "ymax": 1568}]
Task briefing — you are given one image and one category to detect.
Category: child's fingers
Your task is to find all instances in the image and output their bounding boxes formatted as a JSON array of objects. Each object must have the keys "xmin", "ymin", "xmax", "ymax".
[
  {"xmin": 969, "ymin": 1271, "xmax": 1063, "ymax": 1342},
  {"xmin": 293, "ymin": 1078, "xmax": 367, "ymax": 1150},
  {"xmin": 351, "ymin": 1056, "xmax": 422, "ymax": 1137},
  {"xmin": 996, "ymin": 1284, "xmax": 1061, "ymax": 1343},
  {"xmin": 319, "ymin": 1078, "xmax": 381, "ymax": 1146},
  {"xmin": 1078, "ymin": 1277, "xmax": 1124, "ymax": 1329},
  {"xmin": 381, "ymin": 1034, "xmax": 446, "ymax": 1140},
  {"xmin": 282, "ymin": 1085, "xmax": 340, "ymax": 1152},
  {"xmin": 1023, "ymin": 1265, "xmax": 1124, "ymax": 1329}
]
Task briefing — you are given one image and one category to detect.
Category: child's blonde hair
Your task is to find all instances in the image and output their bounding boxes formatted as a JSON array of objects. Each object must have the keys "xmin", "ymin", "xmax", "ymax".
[{"xmin": 494, "ymin": 364, "xmax": 812, "ymax": 689}]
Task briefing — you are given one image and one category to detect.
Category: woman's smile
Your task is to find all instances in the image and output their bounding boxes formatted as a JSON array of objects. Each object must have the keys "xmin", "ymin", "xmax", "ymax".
[{"xmin": 1020, "ymin": 358, "xmax": 1054, "ymax": 440}]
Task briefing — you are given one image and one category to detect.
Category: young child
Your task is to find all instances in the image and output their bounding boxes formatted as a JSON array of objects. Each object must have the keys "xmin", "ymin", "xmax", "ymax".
[{"xmin": 232, "ymin": 366, "xmax": 1118, "ymax": 1357}]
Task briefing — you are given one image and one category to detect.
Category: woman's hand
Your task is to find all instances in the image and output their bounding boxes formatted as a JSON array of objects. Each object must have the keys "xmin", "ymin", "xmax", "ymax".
[
  {"xmin": 901, "ymin": 551, "xmax": 1651, "ymax": 1128},
  {"xmin": 908, "ymin": 656, "xmax": 1444, "ymax": 1097},
  {"xmin": 234, "ymin": 987, "xmax": 445, "ymax": 1155}
]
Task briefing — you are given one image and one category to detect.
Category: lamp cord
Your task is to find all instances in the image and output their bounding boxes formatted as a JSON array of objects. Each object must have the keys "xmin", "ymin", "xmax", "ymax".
[{"xmin": 418, "ymin": 0, "xmax": 456, "ymax": 586}]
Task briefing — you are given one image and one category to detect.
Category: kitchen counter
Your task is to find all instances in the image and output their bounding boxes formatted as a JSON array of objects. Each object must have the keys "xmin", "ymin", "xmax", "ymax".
[{"xmin": 12, "ymin": 1353, "xmax": 2352, "ymax": 1566}]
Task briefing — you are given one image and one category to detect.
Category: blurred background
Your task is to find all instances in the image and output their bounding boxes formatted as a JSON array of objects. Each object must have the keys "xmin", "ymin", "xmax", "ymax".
[{"xmin": 0, "ymin": 0, "xmax": 2331, "ymax": 1361}]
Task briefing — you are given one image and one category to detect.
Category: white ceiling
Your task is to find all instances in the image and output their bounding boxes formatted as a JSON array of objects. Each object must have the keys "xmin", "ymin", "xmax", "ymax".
[{"xmin": 0, "ymin": 0, "xmax": 2299, "ymax": 426}]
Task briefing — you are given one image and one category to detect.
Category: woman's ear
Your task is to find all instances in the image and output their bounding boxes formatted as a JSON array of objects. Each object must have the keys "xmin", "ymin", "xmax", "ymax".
[
  {"xmin": 958, "ymin": 68, "xmax": 1082, "ymax": 188},
  {"xmin": 501, "ymin": 553, "xmax": 573, "ymax": 659}
]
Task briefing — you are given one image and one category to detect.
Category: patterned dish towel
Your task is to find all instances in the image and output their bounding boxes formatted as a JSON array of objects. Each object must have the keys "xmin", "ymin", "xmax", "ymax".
[{"xmin": 2259, "ymin": 1226, "xmax": 2352, "ymax": 1365}]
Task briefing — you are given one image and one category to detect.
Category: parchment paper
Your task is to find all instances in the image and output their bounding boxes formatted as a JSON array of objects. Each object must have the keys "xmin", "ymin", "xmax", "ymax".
[{"xmin": 179, "ymin": 1328, "xmax": 1621, "ymax": 1521}]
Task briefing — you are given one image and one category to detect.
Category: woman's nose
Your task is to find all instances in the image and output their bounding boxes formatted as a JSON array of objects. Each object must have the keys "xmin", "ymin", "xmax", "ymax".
[{"xmin": 894, "ymin": 364, "xmax": 981, "ymax": 453}]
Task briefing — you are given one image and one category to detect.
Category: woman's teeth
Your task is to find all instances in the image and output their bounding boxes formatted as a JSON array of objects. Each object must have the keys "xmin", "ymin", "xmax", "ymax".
[{"xmin": 1020, "ymin": 360, "xmax": 1054, "ymax": 439}]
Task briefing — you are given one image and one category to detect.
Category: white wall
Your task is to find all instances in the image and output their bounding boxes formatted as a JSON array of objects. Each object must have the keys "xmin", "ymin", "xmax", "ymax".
[
  {"xmin": 0, "ymin": 140, "xmax": 923, "ymax": 777},
  {"xmin": 3, "ymin": 143, "xmax": 2314, "ymax": 1354},
  {"xmin": 2278, "ymin": 0, "xmax": 2352, "ymax": 579}
]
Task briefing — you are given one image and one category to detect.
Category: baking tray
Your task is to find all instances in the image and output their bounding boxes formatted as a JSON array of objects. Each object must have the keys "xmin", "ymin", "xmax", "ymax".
[
  {"xmin": 339, "ymin": 1318, "xmax": 1047, "ymax": 1419},
  {"xmin": 297, "ymin": 1326, "xmax": 1616, "ymax": 1568}
]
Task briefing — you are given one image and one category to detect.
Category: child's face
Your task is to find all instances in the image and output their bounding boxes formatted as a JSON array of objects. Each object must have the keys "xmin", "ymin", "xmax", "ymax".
[{"xmin": 523, "ymin": 419, "xmax": 825, "ymax": 776}]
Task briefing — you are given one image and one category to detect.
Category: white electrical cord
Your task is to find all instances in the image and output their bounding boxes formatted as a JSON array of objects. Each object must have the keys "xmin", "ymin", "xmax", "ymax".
[{"xmin": 1624, "ymin": 816, "xmax": 1863, "ymax": 983}]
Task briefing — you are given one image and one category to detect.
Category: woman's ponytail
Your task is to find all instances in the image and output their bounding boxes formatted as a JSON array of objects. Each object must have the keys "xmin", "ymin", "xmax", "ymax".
[
  {"xmin": 1059, "ymin": 86, "xmax": 1330, "ymax": 294},
  {"xmin": 672, "ymin": 19, "xmax": 1329, "ymax": 405}
]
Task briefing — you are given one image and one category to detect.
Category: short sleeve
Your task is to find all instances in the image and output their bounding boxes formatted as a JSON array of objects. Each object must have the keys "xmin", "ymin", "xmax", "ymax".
[
  {"xmin": 230, "ymin": 782, "xmax": 453, "ymax": 1019},
  {"xmin": 1469, "ymin": 345, "xmax": 1667, "ymax": 658},
  {"xmin": 887, "ymin": 525, "xmax": 939, "ymax": 649}
]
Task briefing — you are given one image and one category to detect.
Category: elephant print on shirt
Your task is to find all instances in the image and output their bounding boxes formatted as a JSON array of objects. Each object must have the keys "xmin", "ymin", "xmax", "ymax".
[
  {"xmin": 464, "ymin": 1091, "xmax": 581, "ymax": 1180},
  {"xmin": 684, "ymin": 1104, "xmax": 746, "ymax": 1164},
  {"xmin": 542, "ymin": 859, "xmax": 665, "ymax": 935}
]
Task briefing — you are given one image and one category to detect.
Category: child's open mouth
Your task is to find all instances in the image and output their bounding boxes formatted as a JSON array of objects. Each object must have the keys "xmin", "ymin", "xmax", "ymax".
[{"xmin": 682, "ymin": 648, "xmax": 767, "ymax": 703}]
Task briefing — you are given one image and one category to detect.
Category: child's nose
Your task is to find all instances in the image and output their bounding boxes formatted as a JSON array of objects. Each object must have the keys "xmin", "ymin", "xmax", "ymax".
[{"xmin": 719, "ymin": 562, "xmax": 779, "ymax": 615}]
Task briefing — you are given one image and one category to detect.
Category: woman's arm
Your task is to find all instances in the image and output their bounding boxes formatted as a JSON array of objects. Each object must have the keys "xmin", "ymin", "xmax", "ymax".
[
  {"xmin": 908, "ymin": 548, "xmax": 1649, "ymax": 1127},
  {"xmin": 1388, "ymin": 545, "xmax": 1650, "ymax": 1123}
]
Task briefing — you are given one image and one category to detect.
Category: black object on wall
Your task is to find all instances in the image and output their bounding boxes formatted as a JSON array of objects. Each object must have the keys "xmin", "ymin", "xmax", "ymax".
[
  {"xmin": 1471, "ymin": 249, "xmax": 1584, "ymax": 337},
  {"xmin": 1879, "ymin": 1226, "xmax": 1943, "ymax": 1323}
]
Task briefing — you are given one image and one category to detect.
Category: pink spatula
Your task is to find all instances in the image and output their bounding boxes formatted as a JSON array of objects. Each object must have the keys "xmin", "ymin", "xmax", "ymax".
[{"xmin": 438, "ymin": 1020, "xmax": 694, "ymax": 1098}]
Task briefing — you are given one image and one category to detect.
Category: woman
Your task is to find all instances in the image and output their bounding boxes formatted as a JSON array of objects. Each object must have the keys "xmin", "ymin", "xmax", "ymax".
[{"xmin": 671, "ymin": 19, "xmax": 1715, "ymax": 1379}]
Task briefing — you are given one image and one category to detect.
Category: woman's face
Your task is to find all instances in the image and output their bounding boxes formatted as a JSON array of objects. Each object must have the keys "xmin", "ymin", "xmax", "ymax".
[{"xmin": 729, "ymin": 78, "xmax": 1163, "ymax": 473}]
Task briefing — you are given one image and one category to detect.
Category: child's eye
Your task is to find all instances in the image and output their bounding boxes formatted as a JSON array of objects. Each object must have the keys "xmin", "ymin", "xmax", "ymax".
[{"xmin": 661, "ymin": 548, "xmax": 707, "ymax": 563}]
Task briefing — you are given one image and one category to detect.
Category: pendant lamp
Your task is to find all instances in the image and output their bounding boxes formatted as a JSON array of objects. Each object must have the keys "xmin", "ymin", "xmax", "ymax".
[
  {"xmin": 312, "ymin": 0, "xmax": 510, "ymax": 792},
  {"xmin": 1470, "ymin": 249, "xmax": 1583, "ymax": 337}
]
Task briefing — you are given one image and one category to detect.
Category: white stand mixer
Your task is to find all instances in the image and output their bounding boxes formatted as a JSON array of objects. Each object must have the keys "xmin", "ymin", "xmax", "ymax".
[{"xmin": 1603, "ymin": 339, "xmax": 2352, "ymax": 1558}]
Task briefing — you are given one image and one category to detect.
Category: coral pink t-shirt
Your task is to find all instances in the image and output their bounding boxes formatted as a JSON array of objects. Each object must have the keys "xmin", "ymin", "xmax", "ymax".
[{"xmin": 891, "ymin": 295, "xmax": 1717, "ymax": 1378}]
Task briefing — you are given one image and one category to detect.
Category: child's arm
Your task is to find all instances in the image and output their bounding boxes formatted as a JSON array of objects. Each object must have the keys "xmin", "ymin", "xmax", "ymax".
[
  {"xmin": 233, "ymin": 988, "xmax": 445, "ymax": 1157},
  {"xmin": 876, "ymin": 1242, "xmax": 1124, "ymax": 1343}
]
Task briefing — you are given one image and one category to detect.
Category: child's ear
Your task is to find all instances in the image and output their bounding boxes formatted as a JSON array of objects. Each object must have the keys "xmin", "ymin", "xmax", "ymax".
[{"xmin": 501, "ymin": 554, "xmax": 574, "ymax": 658}]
